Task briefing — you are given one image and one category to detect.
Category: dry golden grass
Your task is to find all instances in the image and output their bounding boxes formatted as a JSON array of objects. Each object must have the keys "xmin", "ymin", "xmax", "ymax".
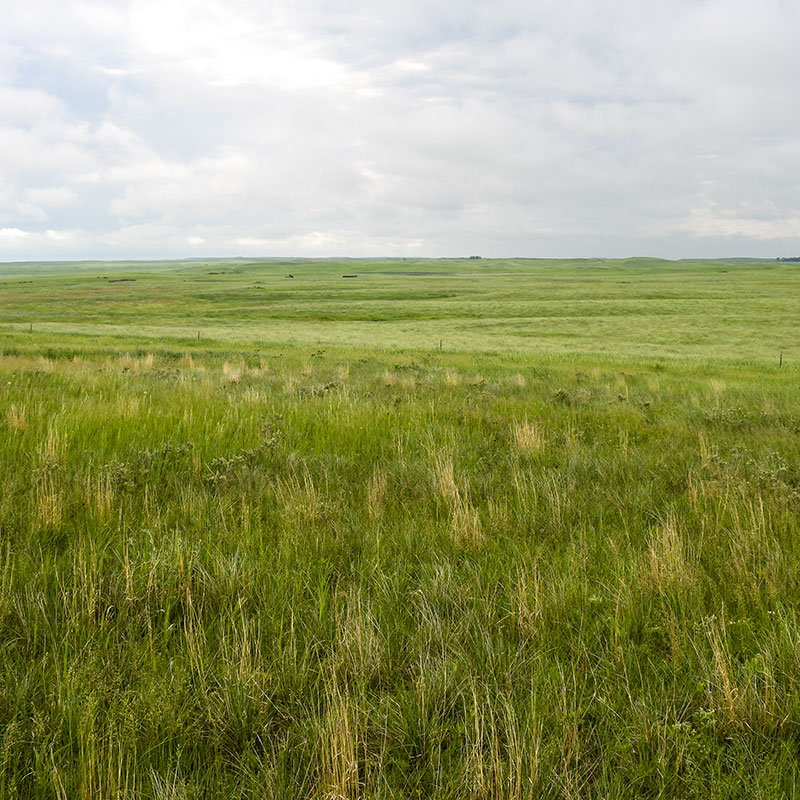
[
  {"xmin": 316, "ymin": 683, "xmax": 361, "ymax": 800},
  {"xmin": 222, "ymin": 362, "xmax": 243, "ymax": 383},
  {"xmin": 512, "ymin": 420, "xmax": 545, "ymax": 454},
  {"xmin": 5, "ymin": 402, "xmax": 26, "ymax": 431},
  {"xmin": 444, "ymin": 369, "xmax": 461, "ymax": 387},
  {"xmin": 241, "ymin": 387, "xmax": 263, "ymax": 404},
  {"xmin": 366, "ymin": 467, "xmax": 387, "ymax": 520},
  {"xmin": 384, "ymin": 371, "xmax": 416, "ymax": 389},
  {"xmin": 641, "ymin": 516, "xmax": 695, "ymax": 596},
  {"xmin": 430, "ymin": 451, "xmax": 483, "ymax": 546},
  {"xmin": 35, "ymin": 476, "xmax": 63, "ymax": 530},
  {"xmin": 276, "ymin": 469, "xmax": 324, "ymax": 527},
  {"xmin": 564, "ymin": 423, "xmax": 579, "ymax": 454},
  {"xmin": 432, "ymin": 453, "xmax": 460, "ymax": 505},
  {"xmin": 38, "ymin": 423, "xmax": 67, "ymax": 466},
  {"xmin": 119, "ymin": 353, "xmax": 155, "ymax": 372},
  {"xmin": 115, "ymin": 394, "xmax": 141, "ymax": 420},
  {"xmin": 463, "ymin": 686, "xmax": 541, "ymax": 800},
  {"xmin": 85, "ymin": 471, "xmax": 115, "ymax": 523},
  {"xmin": 450, "ymin": 499, "xmax": 483, "ymax": 547},
  {"xmin": 691, "ymin": 616, "xmax": 785, "ymax": 735}
]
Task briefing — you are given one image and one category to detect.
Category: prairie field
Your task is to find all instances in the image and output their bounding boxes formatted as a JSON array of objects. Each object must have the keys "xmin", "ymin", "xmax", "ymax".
[{"xmin": 1, "ymin": 257, "xmax": 800, "ymax": 798}]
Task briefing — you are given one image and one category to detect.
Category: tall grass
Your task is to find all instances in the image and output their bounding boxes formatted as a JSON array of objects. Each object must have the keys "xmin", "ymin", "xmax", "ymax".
[{"xmin": 1, "ymin": 344, "xmax": 799, "ymax": 797}]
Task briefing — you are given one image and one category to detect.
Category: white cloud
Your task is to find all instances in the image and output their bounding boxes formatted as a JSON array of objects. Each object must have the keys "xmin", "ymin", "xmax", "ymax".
[
  {"xmin": 125, "ymin": 0, "xmax": 365, "ymax": 92},
  {"xmin": 680, "ymin": 207, "xmax": 800, "ymax": 241},
  {"xmin": 16, "ymin": 202, "xmax": 48, "ymax": 221},
  {"xmin": 235, "ymin": 236, "xmax": 271, "ymax": 247},
  {"xmin": 0, "ymin": 227, "xmax": 31, "ymax": 241},
  {"xmin": 44, "ymin": 228, "xmax": 80, "ymax": 241},
  {"xmin": 26, "ymin": 186, "xmax": 78, "ymax": 207},
  {"xmin": 2, "ymin": 0, "xmax": 800, "ymax": 259}
]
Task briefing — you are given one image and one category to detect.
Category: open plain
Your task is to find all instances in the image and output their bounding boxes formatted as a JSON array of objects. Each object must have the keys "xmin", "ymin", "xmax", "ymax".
[{"xmin": 1, "ymin": 258, "xmax": 800, "ymax": 798}]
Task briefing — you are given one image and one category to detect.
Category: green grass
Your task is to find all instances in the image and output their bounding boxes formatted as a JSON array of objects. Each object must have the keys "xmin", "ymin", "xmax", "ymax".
[
  {"xmin": 1, "ymin": 258, "xmax": 800, "ymax": 797},
  {"xmin": 0, "ymin": 256, "xmax": 798, "ymax": 361}
]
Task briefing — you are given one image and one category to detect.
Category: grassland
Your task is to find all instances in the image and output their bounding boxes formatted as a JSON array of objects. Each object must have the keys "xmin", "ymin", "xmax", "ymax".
[
  {"xmin": 1, "ymin": 258, "xmax": 800, "ymax": 798},
  {"xmin": 0, "ymin": 256, "xmax": 797, "ymax": 361}
]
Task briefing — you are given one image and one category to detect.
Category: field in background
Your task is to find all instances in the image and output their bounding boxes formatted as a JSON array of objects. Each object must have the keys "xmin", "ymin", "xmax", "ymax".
[
  {"xmin": 0, "ymin": 256, "xmax": 797, "ymax": 361},
  {"xmin": 1, "ymin": 258, "xmax": 800, "ymax": 798}
]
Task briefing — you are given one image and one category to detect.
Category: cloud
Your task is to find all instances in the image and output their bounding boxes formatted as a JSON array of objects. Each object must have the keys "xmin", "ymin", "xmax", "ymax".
[
  {"xmin": 0, "ymin": 227, "xmax": 31, "ymax": 242},
  {"xmin": 2, "ymin": 0, "xmax": 800, "ymax": 260},
  {"xmin": 678, "ymin": 207, "xmax": 800, "ymax": 241},
  {"xmin": 26, "ymin": 186, "xmax": 79, "ymax": 207}
]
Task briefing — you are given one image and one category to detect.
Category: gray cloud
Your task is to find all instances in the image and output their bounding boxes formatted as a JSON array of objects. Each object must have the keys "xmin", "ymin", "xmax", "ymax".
[{"xmin": 1, "ymin": 0, "xmax": 800, "ymax": 260}]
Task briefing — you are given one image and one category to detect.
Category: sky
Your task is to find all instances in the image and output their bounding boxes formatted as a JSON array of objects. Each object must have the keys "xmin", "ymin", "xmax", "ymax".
[{"xmin": 2, "ymin": 0, "xmax": 800, "ymax": 261}]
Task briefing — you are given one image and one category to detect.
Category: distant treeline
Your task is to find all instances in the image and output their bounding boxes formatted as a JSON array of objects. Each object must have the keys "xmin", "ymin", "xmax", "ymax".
[{"xmin": 777, "ymin": 257, "xmax": 800, "ymax": 262}]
